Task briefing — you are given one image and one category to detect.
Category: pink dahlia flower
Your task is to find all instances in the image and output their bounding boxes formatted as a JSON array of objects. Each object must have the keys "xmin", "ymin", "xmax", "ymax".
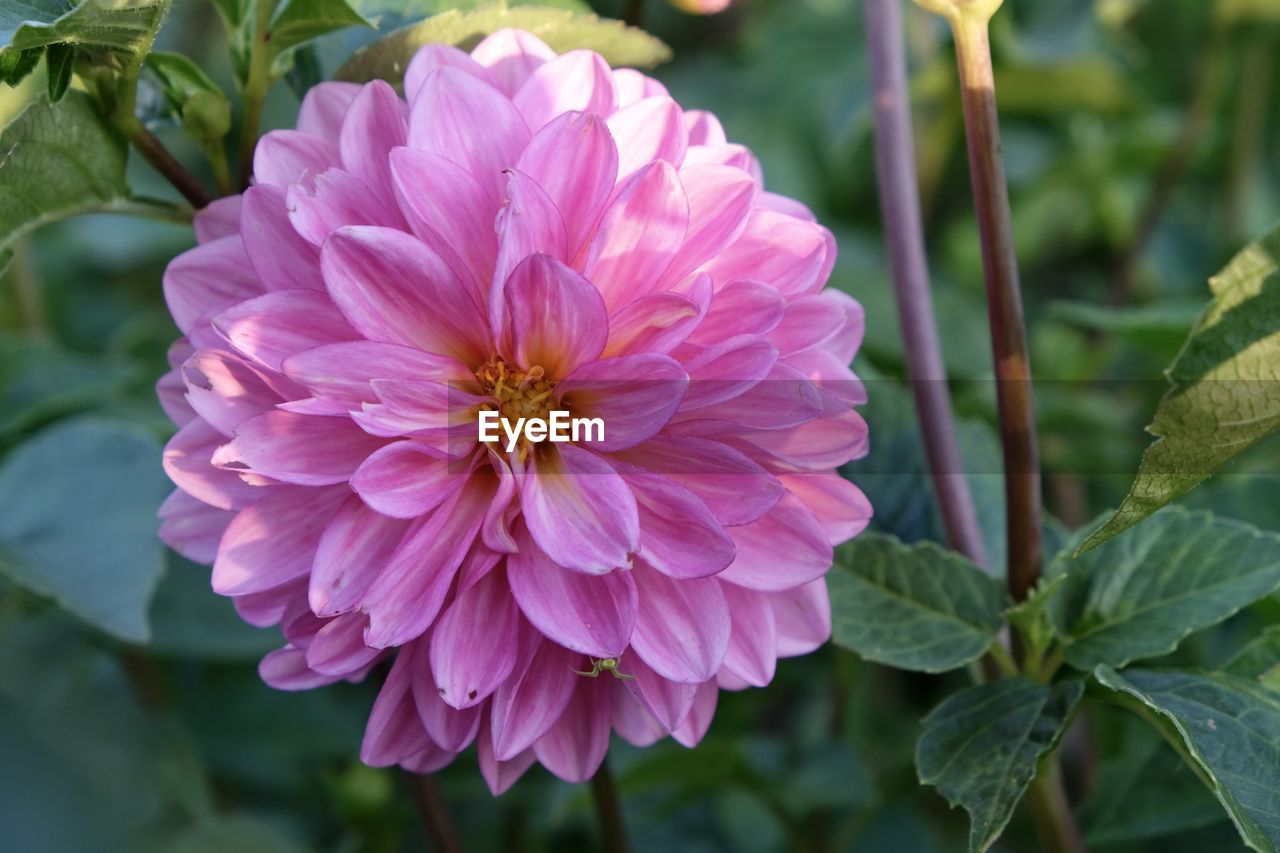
[{"xmin": 157, "ymin": 29, "xmax": 870, "ymax": 794}]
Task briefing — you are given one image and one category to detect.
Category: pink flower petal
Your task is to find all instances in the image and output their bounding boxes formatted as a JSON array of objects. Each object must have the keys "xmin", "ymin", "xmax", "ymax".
[
  {"xmin": 493, "ymin": 170, "xmax": 568, "ymax": 296},
  {"xmin": 163, "ymin": 419, "xmax": 262, "ymax": 511},
  {"xmin": 719, "ymin": 493, "xmax": 833, "ymax": 591},
  {"xmin": 623, "ymin": 470, "xmax": 735, "ymax": 579},
  {"xmin": 623, "ymin": 653, "xmax": 697, "ymax": 731},
  {"xmin": 606, "ymin": 96, "xmax": 687, "ymax": 179},
  {"xmin": 671, "ymin": 681, "xmax": 718, "ymax": 747},
  {"xmin": 405, "ymin": 43, "xmax": 495, "ymax": 102},
  {"xmin": 521, "ymin": 444, "xmax": 638, "ymax": 574},
  {"xmin": 508, "ymin": 531, "xmax": 637, "ymax": 658},
  {"xmin": 478, "ymin": 722, "xmax": 538, "ymax": 795},
  {"xmin": 429, "ymin": 568, "xmax": 520, "ymax": 709},
  {"xmin": 297, "ymin": 81, "xmax": 361, "ymax": 141},
  {"xmin": 614, "ymin": 68, "xmax": 669, "ymax": 108},
  {"xmin": 283, "ymin": 341, "xmax": 467, "ymax": 408},
  {"xmin": 390, "ymin": 147, "xmax": 499, "ymax": 294},
  {"xmin": 413, "ymin": 663, "xmax": 483, "ymax": 752},
  {"xmin": 630, "ymin": 564, "xmax": 729, "ymax": 683},
  {"xmin": 408, "ymin": 67, "xmax": 530, "ymax": 196},
  {"xmin": 770, "ymin": 292, "xmax": 850, "ymax": 357},
  {"xmin": 193, "ymin": 196, "xmax": 242, "ymax": 244},
  {"xmin": 253, "ymin": 129, "xmax": 338, "ymax": 188},
  {"xmin": 677, "ymin": 336, "xmax": 778, "ymax": 411},
  {"xmin": 603, "ymin": 290, "xmax": 704, "ymax": 358},
  {"xmin": 663, "ymin": 163, "xmax": 757, "ymax": 285},
  {"xmin": 779, "ymin": 473, "xmax": 872, "ymax": 546},
  {"xmin": 163, "ymin": 236, "xmax": 260, "ymax": 335},
  {"xmin": 362, "ymin": 645, "xmax": 432, "ymax": 766},
  {"xmin": 351, "ymin": 441, "xmax": 465, "ymax": 519},
  {"xmin": 557, "ymin": 353, "xmax": 687, "ymax": 451},
  {"xmin": 287, "ymin": 168, "xmax": 403, "ymax": 247},
  {"xmin": 516, "ymin": 111, "xmax": 618, "ymax": 258},
  {"xmin": 212, "ymin": 289, "xmax": 358, "ymax": 372},
  {"xmin": 770, "ymin": 579, "xmax": 831, "ymax": 657},
  {"xmin": 260, "ymin": 646, "xmax": 345, "ymax": 691},
  {"xmin": 306, "ymin": 612, "xmax": 381, "ymax": 676},
  {"xmin": 212, "ymin": 409, "xmax": 385, "ymax": 486},
  {"xmin": 513, "ymin": 49, "xmax": 617, "ymax": 130},
  {"xmin": 490, "ymin": 623, "xmax": 579, "ymax": 760},
  {"xmin": 583, "ymin": 161, "xmax": 689, "ymax": 310},
  {"xmin": 240, "ymin": 184, "xmax": 324, "ymax": 291},
  {"xmin": 533, "ymin": 676, "xmax": 612, "ymax": 783},
  {"xmin": 181, "ymin": 349, "xmax": 285, "ymax": 437},
  {"xmin": 360, "ymin": 482, "xmax": 489, "ymax": 647},
  {"xmin": 158, "ymin": 489, "xmax": 234, "ymax": 563},
  {"xmin": 321, "ymin": 226, "xmax": 490, "ymax": 363},
  {"xmin": 733, "ymin": 409, "xmax": 868, "ymax": 471},
  {"xmin": 700, "ymin": 210, "xmax": 835, "ymax": 296},
  {"xmin": 470, "ymin": 28, "xmax": 557, "ymax": 96},
  {"xmin": 617, "ymin": 436, "xmax": 782, "ymax": 526},
  {"xmin": 719, "ymin": 582, "xmax": 776, "ymax": 687},
  {"xmin": 684, "ymin": 110, "xmax": 726, "ymax": 146},
  {"xmin": 310, "ymin": 495, "xmax": 410, "ymax": 617},
  {"xmin": 212, "ymin": 485, "xmax": 346, "ymax": 595},
  {"xmin": 686, "ymin": 279, "xmax": 785, "ymax": 344},
  {"xmin": 501, "ymin": 253, "xmax": 608, "ymax": 379}
]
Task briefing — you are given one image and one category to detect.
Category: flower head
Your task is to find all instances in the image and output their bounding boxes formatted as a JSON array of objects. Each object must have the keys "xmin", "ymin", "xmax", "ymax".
[{"xmin": 158, "ymin": 29, "xmax": 870, "ymax": 793}]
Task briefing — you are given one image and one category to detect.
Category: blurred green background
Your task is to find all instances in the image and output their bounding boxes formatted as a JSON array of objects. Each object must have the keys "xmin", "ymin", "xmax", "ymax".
[{"xmin": 2, "ymin": 0, "xmax": 1279, "ymax": 850}]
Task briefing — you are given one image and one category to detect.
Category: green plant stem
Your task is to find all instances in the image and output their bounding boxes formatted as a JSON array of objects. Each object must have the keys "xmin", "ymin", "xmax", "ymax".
[
  {"xmin": 590, "ymin": 761, "xmax": 630, "ymax": 853},
  {"xmin": 206, "ymin": 141, "xmax": 234, "ymax": 196},
  {"xmin": 987, "ymin": 640, "xmax": 1018, "ymax": 677},
  {"xmin": 238, "ymin": 0, "xmax": 278, "ymax": 188},
  {"xmin": 1026, "ymin": 752, "xmax": 1087, "ymax": 853},
  {"xmin": 115, "ymin": 115, "xmax": 214, "ymax": 209},
  {"xmin": 944, "ymin": 4, "xmax": 1043, "ymax": 608},
  {"xmin": 404, "ymin": 771, "xmax": 463, "ymax": 853}
]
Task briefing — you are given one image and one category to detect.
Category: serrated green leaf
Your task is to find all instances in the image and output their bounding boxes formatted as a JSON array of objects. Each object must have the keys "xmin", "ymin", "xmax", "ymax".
[
  {"xmin": 0, "ymin": 46, "xmax": 42, "ymax": 86},
  {"xmin": 828, "ymin": 533, "xmax": 1006, "ymax": 673},
  {"xmin": 335, "ymin": 2, "xmax": 671, "ymax": 86},
  {"xmin": 0, "ymin": 0, "xmax": 170, "ymax": 88},
  {"xmin": 0, "ymin": 418, "xmax": 170, "ymax": 641},
  {"xmin": 1082, "ymin": 226, "xmax": 1280, "ymax": 551},
  {"xmin": 916, "ymin": 678, "xmax": 1084, "ymax": 852},
  {"xmin": 268, "ymin": 0, "xmax": 372, "ymax": 72},
  {"xmin": 1095, "ymin": 666, "xmax": 1280, "ymax": 852},
  {"xmin": 1049, "ymin": 508, "xmax": 1280, "ymax": 670},
  {"xmin": 0, "ymin": 92, "xmax": 131, "ymax": 254}
]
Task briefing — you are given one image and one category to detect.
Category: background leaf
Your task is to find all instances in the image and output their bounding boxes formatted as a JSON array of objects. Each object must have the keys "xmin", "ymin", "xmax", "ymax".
[
  {"xmin": 1049, "ymin": 508, "xmax": 1280, "ymax": 670},
  {"xmin": 0, "ymin": 418, "xmax": 170, "ymax": 641},
  {"xmin": 0, "ymin": 0, "xmax": 171, "ymax": 88},
  {"xmin": 335, "ymin": 2, "xmax": 671, "ymax": 85},
  {"xmin": 828, "ymin": 533, "xmax": 1005, "ymax": 672},
  {"xmin": 268, "ymin": 0, "xmax": 372, "ymax": 72},
  {"xmin": 1095, "ymin": 666, "xmax": 1280, "ymax": 852},
  {"xmin": 1083, "ymin": 226, "xmax": 1280, "ymax": 551},
  {"xmin": 916, "ymin": 678, "xmax": 1084, "ymax": 852},
  {"xmin": 0, "ymin": 93, "xmax": 130, "ymax": 254}
]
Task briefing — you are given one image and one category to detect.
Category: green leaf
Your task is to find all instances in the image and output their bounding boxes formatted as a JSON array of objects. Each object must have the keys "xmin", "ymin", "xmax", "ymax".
[
  {"xmin": 0, "ymin": 418, "xmax": 170, "ymax": 641},
  {"xmin": 0, "ymin": 0, "xmax": 171, "ymax": 87},
  {"xmin": 268, "ymin": 0, "xmax": 372, "ymax": 73},
  {"xmin": 1048, "ymin": 508, "xmax": 1280, "ymax": 670},
  {"xmin": 1078, "ymin": 711, "xmax": 1224, "ymax": 845},
  {"xmin": 147, "ymin": 552, "xmax": 278, "ymax": 661},
  {"xmin": 335, "ymin": 2, "xmax": 672, "ymax": 86},
  {"xmin": 828, "ymin": 533, "xmax": 1006, "ymax": 673},
  {"xmin": 44, "ymin": 41, "xmax": 73, "ymax": 101},
  {"xmin": 1082, "ymin": 226, "xmax": 1280, "ymax": 551},
  {"xmin": 916, "ymin": 678, "xmax": 1084, "ymax": 852},
  {"xmin": 145, "ymin": 51, "xmax": 231, "ymax": 142},
  {"xmin": 0, "ymin": 332, "xmax": 136, "ymax": 439},
  {"xmin": 1223, "ymin": 625, "xmax": 1280, "ymax": 684},
  {"xmin": 1095, "ymin": 666, "xmax": 1280, "ymax": 852},
  {"xmin": 0, "ymin": 92, "xmax": 130, "ymax": 255}
]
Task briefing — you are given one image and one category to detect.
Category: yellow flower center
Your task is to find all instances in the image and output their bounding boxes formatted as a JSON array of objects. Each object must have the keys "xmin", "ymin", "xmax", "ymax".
[{"xmin": 474, "ymin": 357, "xmax": 558, "ymax": 459}]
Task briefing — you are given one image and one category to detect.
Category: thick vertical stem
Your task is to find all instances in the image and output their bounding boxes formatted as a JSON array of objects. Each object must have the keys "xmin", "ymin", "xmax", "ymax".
[
  {"xmin": 238, "ymin": 0, "xmax": 278, "ymax": 188},
  {"xmin": 404, "ymin": 771, "xmax": 463, "ymax": 853},
  {"xmin": 1026, "ymin": 753, "xmax": 1087, "ymax": 853},
  {"xmin": 864, "ymin": 0, "xmax": 988, "ymax": 567},
  {"xmin": 949, "ymin": 11, "xmax": 1042, "ymax": 605},
  {"xmin": 117, "ymin": 116, "xmax": 214, "ymax": 208},
  {"xmin": 590, "ymin": 762, "xmax": 630, "ymax": 853}
]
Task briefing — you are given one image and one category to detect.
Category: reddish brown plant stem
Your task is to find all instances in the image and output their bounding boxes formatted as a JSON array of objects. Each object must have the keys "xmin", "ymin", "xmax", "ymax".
[
  {"xmin": 405, "ymin": 771, "xmax": 464, "ymax": 853},
  {"xmin": 590, "ymin": 761, "xmax": 630, "ymax": 853},
  {"xmin": 948, "ymin": 11, "xmax": 1042, "ymax": 606}
]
